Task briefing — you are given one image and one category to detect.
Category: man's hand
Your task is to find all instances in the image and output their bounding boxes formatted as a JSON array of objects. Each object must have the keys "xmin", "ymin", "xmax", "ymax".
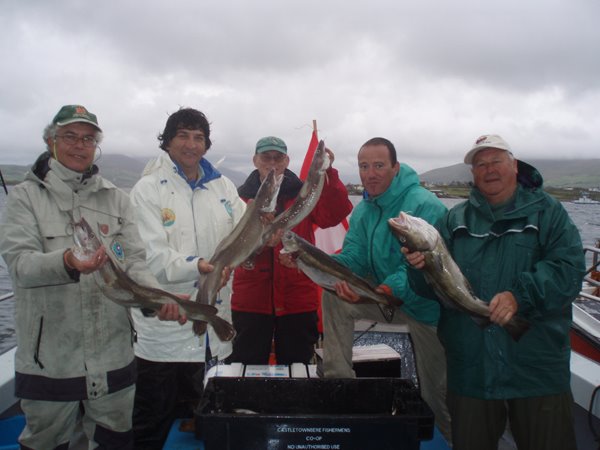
[
  {"xmin": 265, "ymin": 228, "xmax": 284, "ymax": 247},
  {"xmin": 334, "ymin": 280, "xmax": 360, "ymax": 303},
  {"xmin": 400, "ymin": 247, "xmax": 425, "ymax": 269},
  {"xmin": 157, "ymin": 294, "xmax": 191, "ymax": 325},
  {"xmin": 279, "ymin": 250, "xmax": 298, "ymax": 269},
  {"xmin": 489, "ymin": 291, "xmax": 518, "ymax": 326},
  {"xmin": 65, "ymin": 247, "xmax": 108, "ymax": 274},
  {"xmin": 198, "ymin": 259, "xmax": 232, "ymax": 289},
  {"xmin": 325, "ymin": 148, "xmax": 335, "ymax": 167}
]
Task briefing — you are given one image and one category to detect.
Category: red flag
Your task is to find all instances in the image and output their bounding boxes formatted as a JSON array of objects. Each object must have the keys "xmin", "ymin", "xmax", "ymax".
[
  {"xmin": 300, "ymin": 123, "xmax": 351, "ymax": 333},
  {"xmin": 300, "ymin": 125, "xmax": 349, "ymax": 253},
  {"xmin": 299, "ymin": 129, "xmax": 319, "ymax": 181}
]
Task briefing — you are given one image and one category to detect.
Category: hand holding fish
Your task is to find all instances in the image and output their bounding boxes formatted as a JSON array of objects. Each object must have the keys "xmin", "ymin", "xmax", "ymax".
[
  {"xmin": 156, "ymin": 294, "xmax": 191, "ymax": 325},
  {"xmin": 400, "ymin": 247, "xmax": 425, "ymax": 269},
  {"xmin": 325, "ymin": 148, "xmax": 335, "ymax": 165},
  {"xmin": 489, "ymin": 291, "xmax": 518, "ymax": 326},
  {"xmin": 334, "ymin": 280, "xmax": 392, "ymax": 305},
  {"xmin": 278, "ymin": 250, "xmax": 297, "ymax": 268},
  {"xmin": 198, "ymin": 259, "xmax": 232, "ymax": 290},
  {"xmin": 334, "ymin": 280, "xmax": 360, "ymax": 303},
  {"xmin": 265, "ymin": 228, "xmax": 284, "ymax": 247},
  {"xmin": 64, "ymin": 246, "xmax": 108, "ymax": 274}
]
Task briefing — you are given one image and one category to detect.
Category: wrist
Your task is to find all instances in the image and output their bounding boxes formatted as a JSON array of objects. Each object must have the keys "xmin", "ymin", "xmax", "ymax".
[{"xmin": 63, "ymin": 249, "xmax": 75, "ymax": 269}]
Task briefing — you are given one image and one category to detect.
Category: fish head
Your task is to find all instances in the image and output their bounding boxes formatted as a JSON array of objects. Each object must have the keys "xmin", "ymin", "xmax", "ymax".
[
  {"xmin": 72, "ymin": 217, "xmax": 102, "ymax": 261},
  {"xmin": 256, "ymin": 169, "xmax": 283, "ymax": 213},
  {"xmin": 281, "ymin": 231, "xmax": 300, "ymax": 254},
  {"xmin": 388, "ymin": 212, "xmax": 439, "ymax": 252}
]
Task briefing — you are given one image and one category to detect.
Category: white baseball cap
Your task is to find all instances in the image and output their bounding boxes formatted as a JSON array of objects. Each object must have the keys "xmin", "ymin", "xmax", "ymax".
[{"xmin": 464, "ymin": 134, "xmax": 512, "ymax": 164}]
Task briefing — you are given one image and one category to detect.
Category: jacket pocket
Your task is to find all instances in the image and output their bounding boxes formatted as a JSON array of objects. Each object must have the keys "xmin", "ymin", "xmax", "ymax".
[{"xmin": 38, "ymin": 221, "xmax": 73, "ymax": 253}]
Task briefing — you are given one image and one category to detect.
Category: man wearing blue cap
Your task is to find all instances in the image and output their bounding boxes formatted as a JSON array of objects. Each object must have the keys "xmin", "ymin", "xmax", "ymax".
[
  {"xmin": 0, "ymin": 105, "xmax": 175, "ymax": 449},
  {"xmin": 229, "ymin": 136, "xmax": 353, "ymax": 365}
]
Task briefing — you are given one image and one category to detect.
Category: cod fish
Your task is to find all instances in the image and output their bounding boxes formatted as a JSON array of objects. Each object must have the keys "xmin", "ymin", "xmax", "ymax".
[
  {"xmin": 265, "ymin": 140, "xmax": 330, "ymax": 238},
  {"xmin": 281, "ymin": 231, "xmax": 402, "ymax": 322},
  {"xmin": 388, "ymin": 212, "xmax": 530, "ymax": 341},
  {"xmin": 195, "ymin": 169, "xmax": 282, "ymax": 311},
  {"xmin": 72, "ymin": 217, "xmax": 235, "ymax": 341}
]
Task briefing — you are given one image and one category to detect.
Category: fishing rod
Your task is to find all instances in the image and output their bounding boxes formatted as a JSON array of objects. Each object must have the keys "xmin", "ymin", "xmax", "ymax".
[{"xmin": 0, "ymin": 168, "xmax": 7, "ymax": 195}]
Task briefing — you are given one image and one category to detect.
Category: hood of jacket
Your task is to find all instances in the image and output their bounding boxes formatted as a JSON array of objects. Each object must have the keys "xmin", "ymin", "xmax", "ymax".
[{"xmin": 141, "ymin": 152, "xmax": 222, "ymax": 188}]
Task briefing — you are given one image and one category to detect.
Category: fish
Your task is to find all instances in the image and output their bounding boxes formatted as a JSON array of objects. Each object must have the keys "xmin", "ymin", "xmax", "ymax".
[
  {"xmin": 265, "ymin": 140, "xmax": 330, "ymax": 238},
  {"xmin": 195, "ymin": 169, "xmax": 282, "ymax": 311},
  {"xmin": 388, "ymin": 211, "xmax": 530, "ymax": 341},
  {"xmin": 72, "ymin": 217, "xmax": 235, "ymax": 341},
  {"xmin": 281, "ymin": 231, "xmax": 402, "ymax": 322}
]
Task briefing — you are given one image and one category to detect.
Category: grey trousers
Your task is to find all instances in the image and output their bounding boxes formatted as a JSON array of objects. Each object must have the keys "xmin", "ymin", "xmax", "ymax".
[
  {"xmin": 447, "ymin": 390, "xmax": 577, "ymax": 450},
  {"xmin": 321, "ymin": 290, "xmax": 452, "ymax": 444},
  {"xmin": 19, "ymin": 384, "xmax": 135, "ymax": 449}
]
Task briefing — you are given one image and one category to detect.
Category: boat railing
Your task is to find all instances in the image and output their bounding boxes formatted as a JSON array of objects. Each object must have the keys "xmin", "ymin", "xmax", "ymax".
[
  {"xmin": 0, "ymin": 292, "xmax": 14, "ymax": 303},
  {"xmin": 582, "ymin": 244, "xmax": 600, "ymax": 293}
]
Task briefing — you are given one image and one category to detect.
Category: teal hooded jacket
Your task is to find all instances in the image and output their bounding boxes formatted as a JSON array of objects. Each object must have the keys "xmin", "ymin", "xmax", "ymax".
[
  {"xmin": 333, "ymin": 164, "xmax": 447, "ymax": 326},
  {"xmin": 432, "ymin": 161, "xmax": 585, "ymax": 398}
]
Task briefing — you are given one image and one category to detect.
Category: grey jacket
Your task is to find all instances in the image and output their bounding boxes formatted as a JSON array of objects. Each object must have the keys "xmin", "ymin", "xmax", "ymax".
[{"xmin": 0, "ymin": 153, "xmax": 158, "ymax": 401}]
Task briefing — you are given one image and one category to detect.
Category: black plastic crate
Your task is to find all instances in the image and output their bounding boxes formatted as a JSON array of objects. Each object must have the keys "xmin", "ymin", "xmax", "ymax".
[{"xmin": 195, "ymin": 377, "xmax": 433, "ymax": 450}]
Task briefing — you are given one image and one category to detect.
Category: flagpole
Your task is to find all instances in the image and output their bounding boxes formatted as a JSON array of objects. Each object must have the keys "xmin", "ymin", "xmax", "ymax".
[{"xmin": 312, "ymin": 119, "xmax": 318, "ymax": 139}]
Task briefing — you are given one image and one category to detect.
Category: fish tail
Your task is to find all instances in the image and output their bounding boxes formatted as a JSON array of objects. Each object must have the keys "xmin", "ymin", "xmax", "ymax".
[
  {"xmin": 377, "ymin": 304, "xmax": 396, "ymax": 323},
  {"xmin": 503, "ymin": 315, "xmax": 531, "ymax": 341},
  {"xmin": 191, "ymin": 316, "xmax": 235, "ymax": 341},
  {"xmin": 209, "ymin": 315, "xmax": 236, "ymax": 342}
]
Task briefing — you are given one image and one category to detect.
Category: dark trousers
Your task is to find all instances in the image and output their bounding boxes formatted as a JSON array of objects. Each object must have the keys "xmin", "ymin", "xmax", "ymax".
[
  {"xmin": 228, "ymin": 310, "xmax": 319, "ymax": 365},
  {"xmin": 447, "ymin": 389, "xmax": 577, "ymax": 450},
  {"xmin": 132, "ymin": 357, "xmax": 205, "ymax": 450}
]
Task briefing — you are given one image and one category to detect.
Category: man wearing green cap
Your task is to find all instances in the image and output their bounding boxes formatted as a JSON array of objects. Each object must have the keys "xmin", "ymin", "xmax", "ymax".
[
  {"xmin": 229, "ymin": 136, "xmax": 353, "ymax": 365},
  {"xmin": 0, "ymin": 105, "xmax": 175, "ymax": 449}
]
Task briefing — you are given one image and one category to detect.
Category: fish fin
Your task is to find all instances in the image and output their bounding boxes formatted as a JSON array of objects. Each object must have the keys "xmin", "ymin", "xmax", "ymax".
[
  {"xmin": 503, "ymin": 315, "xmax": 531, "ymax": 342},
  {"xmin": 377, "ymin": 304, "xmax": 396, "ymax": 323}
]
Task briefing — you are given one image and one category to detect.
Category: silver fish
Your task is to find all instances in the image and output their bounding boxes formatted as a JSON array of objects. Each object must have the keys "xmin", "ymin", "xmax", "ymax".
[
  {"xmin": 388, "ymin": 212, "xmax": 530, "ymax": 341},
  {"xmin": 72, "ymin": 217, "xmax": 235, "ymax": 341},
  {"xmin": 266, "ymin": 140, "xmax": 330, "ymax": 237},
  {"xmin": 281, "ymin": 231, "xmax": 402, "ymax": 322},
  {"xmin": 195, "ymin": 169, "xmax": 282, "ymax": 312}
]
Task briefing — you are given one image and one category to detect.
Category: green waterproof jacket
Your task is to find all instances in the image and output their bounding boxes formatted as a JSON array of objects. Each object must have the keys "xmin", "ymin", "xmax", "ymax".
[
  {"xmin": 434, "ymin": 161, "xmax": 585, "ymax": 399},
  {"xmin": 334, "ymin": 164, "xmax": 447, "ymax": 325}
]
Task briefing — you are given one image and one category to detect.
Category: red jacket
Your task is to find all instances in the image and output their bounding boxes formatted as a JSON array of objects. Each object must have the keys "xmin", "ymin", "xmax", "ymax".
[{"xmin": 231, "ymin": 167, "xmax": 352, "ymax": 316}]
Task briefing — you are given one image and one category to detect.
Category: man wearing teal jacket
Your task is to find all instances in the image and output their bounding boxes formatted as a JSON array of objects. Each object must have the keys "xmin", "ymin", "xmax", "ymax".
[
  {"xmin": 321, "ymin": 137, "xmax": 451, "ymax": 442},
  {"xmin": 406, "ymin": 135, "xmax": 585, "ymax": 450}
]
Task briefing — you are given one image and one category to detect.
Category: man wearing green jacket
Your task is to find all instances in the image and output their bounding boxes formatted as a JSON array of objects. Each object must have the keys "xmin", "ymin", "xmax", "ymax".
[
  {"xmin": 321, "ymin": 137, "xmax": 451, "ymax": 442},
  {"xmin": 405, "ymin": 134, "xmax": 585, "ymax": 450}
]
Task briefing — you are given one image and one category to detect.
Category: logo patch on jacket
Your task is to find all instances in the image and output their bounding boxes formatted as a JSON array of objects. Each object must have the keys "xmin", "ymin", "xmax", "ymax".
[
  {"xmin": 161, "ymin": 208, "xmax": 176, "ymax": 227},
  {"xmin": 99, "ymin": 223, "xmax": 109, "ymax": 235},
  {"xmin": 111, "ymin": 240, "xmax": 125, "ymax": 262},
  {"xmin": 221, "ymin": 199, "xmax": 233, "ymax": 218}
]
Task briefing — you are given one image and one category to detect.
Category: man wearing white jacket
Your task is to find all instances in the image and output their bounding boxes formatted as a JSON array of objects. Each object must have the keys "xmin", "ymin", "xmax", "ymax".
[{"xmin": 129, "ymin": 108, "xmax": 246, "ymax": 449}]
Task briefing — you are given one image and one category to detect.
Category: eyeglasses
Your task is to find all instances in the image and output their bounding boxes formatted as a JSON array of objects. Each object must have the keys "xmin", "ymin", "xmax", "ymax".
[
  {"xmin": 55, "ymin": 133, "xmax": 98, "ymax": 148},
  {"xmin": 258, "ymin": 153, "xmax": 287, "ymax": 163}
]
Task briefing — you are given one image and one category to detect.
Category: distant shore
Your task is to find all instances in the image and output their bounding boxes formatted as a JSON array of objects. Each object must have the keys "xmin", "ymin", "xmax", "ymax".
[{"xmin": 344, "ymin": 183, "xmax": 600, "ymax": 203}]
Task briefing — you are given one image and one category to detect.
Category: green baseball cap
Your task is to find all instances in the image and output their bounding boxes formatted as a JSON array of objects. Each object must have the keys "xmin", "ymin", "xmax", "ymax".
[
  {"xmin": 52, "ymin": 105, "xmax": 102, "ymax": 132},
  {"xmin": 255, "ymin": 136, "xmax": 287, "ymax": 154}
]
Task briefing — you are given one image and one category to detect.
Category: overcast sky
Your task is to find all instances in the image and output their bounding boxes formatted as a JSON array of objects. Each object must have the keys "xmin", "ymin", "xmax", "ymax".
[{"xmin": 2, "ymin": 0, "xmax": 599, "ymax": 183}]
